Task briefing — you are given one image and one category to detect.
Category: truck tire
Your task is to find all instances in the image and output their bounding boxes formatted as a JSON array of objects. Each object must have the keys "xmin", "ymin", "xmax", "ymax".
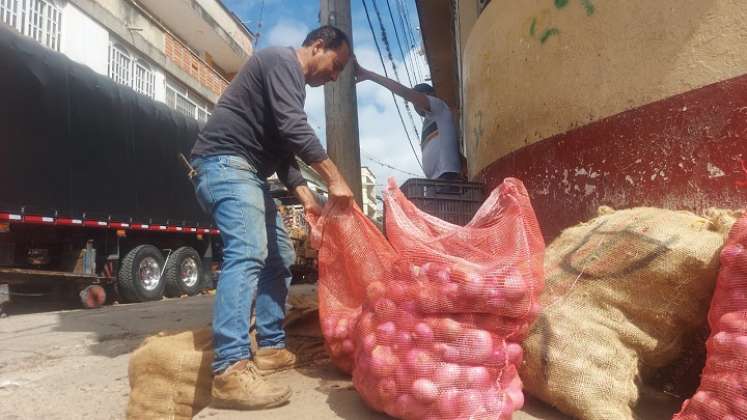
[
  {"xmin": 117, "ymin": 245, "xmax": 165, "ymax": 302},
  {"xmin": 164, "ymin": 247, "xmax": 202, "ymax": 297}
]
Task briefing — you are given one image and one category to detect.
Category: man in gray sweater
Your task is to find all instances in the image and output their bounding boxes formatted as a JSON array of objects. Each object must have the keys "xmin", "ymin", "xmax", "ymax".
[{"xmin": 190, "ymin": 26, "xmax": 353, "ymax": 410}]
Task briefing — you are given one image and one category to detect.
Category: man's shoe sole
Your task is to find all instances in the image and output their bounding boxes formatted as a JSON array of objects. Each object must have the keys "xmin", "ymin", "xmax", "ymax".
[{"xmin": 210, "ymin": 391, "xmax": 292, "ymax": 410}]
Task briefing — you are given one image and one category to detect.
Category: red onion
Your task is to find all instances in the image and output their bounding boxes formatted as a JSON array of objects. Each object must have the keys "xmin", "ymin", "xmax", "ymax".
[
  {"xmin": 405, "ymin": 348, "xmax": 436, "ymax": 377},
  {"xmin": 376, "ymin": 321, "xmax": 397, "ymax": 343},
  {"xmin": 412, "ymin": 378, "xmax": 439, "ymax": 403}
]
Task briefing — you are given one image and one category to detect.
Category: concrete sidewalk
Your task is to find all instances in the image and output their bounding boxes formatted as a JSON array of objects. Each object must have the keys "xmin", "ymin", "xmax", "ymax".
[{"xmin": 0, "ymin": 292, "xmax": 679, "ymax": 419}]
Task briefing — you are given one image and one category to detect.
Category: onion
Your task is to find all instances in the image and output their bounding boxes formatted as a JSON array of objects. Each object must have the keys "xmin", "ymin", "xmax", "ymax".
[
  {"xmin": 503, "ymin": 270, "xmax": 528, "ymax": 301},
  {"xmin": 434, "ymin": 363, "xmax": 463, "ymax": 386},
  {"xmin": 334, "ymin": 318, "xmax": 350, "ymax": 339},
  {"xmin": 406, "ymin": 348, "xmax": 436, "ymax": 376},
  {"xmin": 370, "ymin": 345, "xmax": 398, "ymax": 377},
  {"xmin": 358, "ymin": 312, "xmax": 375, "ymax": 334},
  {"xmin": 507, "ymin": 343, "xmax": 523, "ymax": 365},
  {"xmin": 462, "ymin": 271, "xmax": 485, "ymax": 298},
  {"xmin": 414, "ymin": 322, "xmax": 435, "ymax": 346},
  {"xmin": 376, "ymin": 321, "xmax": 397, "ymax": 343},
  {"xmin": 436, "ymin": 317, "xmax": 464, "ymax": 342},
  {"xmin": 506, "ymin": 386, "xmax": 525, "ymax": 411},
  {"xmin": 455, "ymin": 329, "xmax": 494, "ymax": 363},
  {"xmin": 433, "ymin": 342, "xmax": 461, "ymax": 363},
  {"xmin": 487, "ymin": 345, "xmax": 507, "ymax": 367},
  {"xmin": 388, "ymin": 282, "xmax": 408, "ymax": 301},
  {"xmin": 412, "ymin": 378, "xmax": 439, "ymax": 403},
  {"xmin": 734, "ymin": 335, "xmax": 747, "ymax": 356},
  {"xmin": 362, "ymin": 333, "xmax": 377, "ymax": 353},
  {"xmin": 712, "ymin": 331, "xmax": 734, "ymax": 350},
  {"xmin": 464, "ymin": 366, "xmax": 492, "ymax": 388},
  {"xmin": 719, "ymin": 312, "xmax": 747, "ymax": 333},
  {"xmin": 437, "ymin": 388, "xmax": 463, "ymax": 417},
  {"xmin": 400, "ymin": 300, "xmax": 418, "ymax": 314},
  {"xmin": 341, "ymin": 339, "xmax": 355, "ymax": 354},
  {"xmin": 374, "ymin": 298, "xmax": 397, "ymax": 320},
  {"xmin": 321, "ymin": 317, "xmax": 336, "ymax": 337},
  {"xmin": 394, "ymin": 330, "xmax": 414, "ymax": 352},
  {"xmin": 721, "ymin": 244, "xmax": 744, "ymax": 266}
]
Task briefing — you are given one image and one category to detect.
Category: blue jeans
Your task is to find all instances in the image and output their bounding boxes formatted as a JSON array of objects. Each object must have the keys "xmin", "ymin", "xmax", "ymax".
[{"xmin": 191, "ymin": 155, "xmax": 295, "ymax": 374}]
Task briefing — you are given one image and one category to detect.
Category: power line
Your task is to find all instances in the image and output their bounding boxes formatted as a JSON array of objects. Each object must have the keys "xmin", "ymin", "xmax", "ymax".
[
  {"xmin": 361, "ymin": 0, "xmax": 423, "ymax": 170},
  {"xmin": 394, "ymin": 0, "xmax": 424, "ymax": 82},
  {"xmin": 363, "ymin": 152, "xmax": 420, "ymax": 177},
  {"xmin": 370, "ymin": 0, "xmax": 421, "ymax": 140},
  {"xmin": 384, "ymin": 0, "xmax": 415, "ymax": 87},
  {"xmin": 397, "ymin": 0, "xmax": 427, "ymax": 82}
]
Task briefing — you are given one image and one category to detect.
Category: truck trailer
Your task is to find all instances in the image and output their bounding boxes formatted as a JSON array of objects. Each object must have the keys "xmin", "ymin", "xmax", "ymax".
[{"xmin": 0, "ymin": 24, "xmax": 219, "ymax": 308}]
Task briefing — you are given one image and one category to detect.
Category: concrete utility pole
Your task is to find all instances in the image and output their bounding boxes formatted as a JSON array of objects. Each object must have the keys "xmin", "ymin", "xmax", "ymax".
[{"xmin": 320, "ymin": 0, "xmax": 363, "ymax": 207}]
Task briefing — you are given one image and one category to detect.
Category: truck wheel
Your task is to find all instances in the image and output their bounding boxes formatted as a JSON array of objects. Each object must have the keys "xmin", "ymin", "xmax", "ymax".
[
  {"xmin": 164, "ymin": 247, "xmax": 202, "ymax": 297},
  {"xmin": 117, "ymin": 245, "xmax": 165, "ymax": 302},
  {"xmin": 79, "ymin": 285, "xmax": 106, "ymax": 309}
]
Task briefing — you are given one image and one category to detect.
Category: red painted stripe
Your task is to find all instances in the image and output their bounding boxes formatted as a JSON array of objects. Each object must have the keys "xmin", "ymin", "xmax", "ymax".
[
  {"xmin": 83, "ymin": 220, "xmax": 108, "ymax": 228},
  {"xmin": 24, "ymin": 215, "xmax": 55, "ymax": 224},
  {"xmin": 0, "ymin": 213, "xmax": 22, "ymax": 221},
  {"xmin": 110, "ymin": 222, "xmax": 130, "ymax": 229},
  {"xmin": 478, "ymin": 72, "xmax": 747, "ymax": 241},
  {"xmin": 57, "ymin": 218, "xmax": 83, "ymax": 226}
]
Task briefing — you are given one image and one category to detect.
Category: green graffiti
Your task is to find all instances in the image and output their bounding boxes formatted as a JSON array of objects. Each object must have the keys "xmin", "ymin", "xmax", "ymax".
[
  {"xmin": 531, "ymin": 0, "xmax": 595, "ymax": 44},
  {"xmin": 580, "ymin": 0, "xmax": 595, "ymax": 15},
  {"xmin": 540, "ymin": 28, "xmax": 560, "ymax": 43}
]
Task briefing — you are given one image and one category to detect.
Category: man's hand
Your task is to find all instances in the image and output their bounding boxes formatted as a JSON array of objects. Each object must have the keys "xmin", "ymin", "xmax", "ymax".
[
  {"xmin": 328, "ymin": 179, "xmax": 354, "ymax": 207},
  {"xmin": 311, "ymin": 159, "xmax": 355, "ymax": 210},
  {"xmin": 354, "ymin": 59, "xmax": 369, "ymax": 84},
  {"xmin": 293, "ymin": 185, "xmax": 322, "ymax": 217}
]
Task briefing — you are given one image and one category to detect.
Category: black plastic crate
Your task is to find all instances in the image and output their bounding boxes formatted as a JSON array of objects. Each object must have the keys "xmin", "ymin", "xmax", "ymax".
[{"xmin": 399, "ymin": 178, "xmax": 485, "ymax": 226}]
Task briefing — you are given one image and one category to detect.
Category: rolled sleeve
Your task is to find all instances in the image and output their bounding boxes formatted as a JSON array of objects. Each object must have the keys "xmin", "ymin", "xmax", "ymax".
[{"xmin": 265, "ymin": 62, "xmax": 329, "ymax": 165}]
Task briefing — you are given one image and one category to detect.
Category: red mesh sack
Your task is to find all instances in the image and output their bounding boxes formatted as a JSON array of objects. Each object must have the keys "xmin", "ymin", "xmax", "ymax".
[
  {"xmin": 675, "ymin": 215, "xmax": 747, "ymax": 420},
  {"xmin": 311, "ymin": 178, "xmax": 544, "ymax": 419}
]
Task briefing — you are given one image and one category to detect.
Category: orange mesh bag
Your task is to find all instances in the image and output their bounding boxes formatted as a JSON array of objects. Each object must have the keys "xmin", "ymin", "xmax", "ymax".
[
  {"xmin": 675, "ymin": 215, "xmax": 747, "ymax": 420},
  {"xmin": 312, "ymin": 178, "xmax": 544, "ymax": 419}
]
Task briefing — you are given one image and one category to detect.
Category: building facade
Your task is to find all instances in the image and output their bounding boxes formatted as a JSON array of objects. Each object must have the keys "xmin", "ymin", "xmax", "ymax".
[
  {"xmin": 361, "ymin": 166, "xmax": 378, "ymax": 220},
  {"xmin": 0, "ymin": 0, "xmax": 253, "ymax": 123}
]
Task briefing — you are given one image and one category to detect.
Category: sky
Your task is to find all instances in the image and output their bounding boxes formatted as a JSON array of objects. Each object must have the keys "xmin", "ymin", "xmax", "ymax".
[{"xmin": 222, "ymin": 0, "xmax": 431, "ymax": 195}]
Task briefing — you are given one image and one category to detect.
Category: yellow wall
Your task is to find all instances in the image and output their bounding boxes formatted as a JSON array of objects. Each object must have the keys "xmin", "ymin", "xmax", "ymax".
[{"xmin": 463, "ymin": 0, "xmax": 747, "ymax": 177}]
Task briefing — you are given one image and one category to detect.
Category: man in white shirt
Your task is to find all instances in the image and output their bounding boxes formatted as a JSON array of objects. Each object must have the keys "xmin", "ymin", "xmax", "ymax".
[{"xmin": 355, "ymin": 62, "xmax": 464, "ymax": 180}]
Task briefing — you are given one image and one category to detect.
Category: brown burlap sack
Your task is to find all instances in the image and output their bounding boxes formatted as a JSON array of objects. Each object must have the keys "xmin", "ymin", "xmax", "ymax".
[
  {"xmin": 521, "ymin": 207, "xmax": 727, "ymax": 420},
  {"xmin": 127, "ymin": 327, "xmax": 214, "ymax": 420},
  {"xmin": 126, "ymin": 285, "xmax": 327, "ymax": 419}
]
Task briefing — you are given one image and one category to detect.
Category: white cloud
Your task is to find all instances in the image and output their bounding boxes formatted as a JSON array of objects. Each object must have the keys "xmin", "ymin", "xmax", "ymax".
[{"xmin": 265, "ymin": 19, "xmax": 310, "ymax": 47}]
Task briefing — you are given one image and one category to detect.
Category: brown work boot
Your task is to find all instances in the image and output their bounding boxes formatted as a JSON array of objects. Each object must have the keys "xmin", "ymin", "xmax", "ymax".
[
  {"xmin": 211, "ymin": 359, "xmax": 291, "ymax": 410},
  {"xmin": 254, "ymin": 347, "xmax": 298, "ymax": 375}
]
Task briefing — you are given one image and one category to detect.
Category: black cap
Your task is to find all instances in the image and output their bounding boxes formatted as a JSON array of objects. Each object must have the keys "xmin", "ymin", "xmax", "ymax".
[{"xmin": 413, "ymin": 83, "xmax": 435, "ymax": 94}]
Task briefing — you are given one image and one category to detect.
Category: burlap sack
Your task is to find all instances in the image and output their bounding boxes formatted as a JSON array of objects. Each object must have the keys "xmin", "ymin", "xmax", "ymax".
[
  {"xmin": 521, "ymin": 207, "xmax": 727, "ymax": 420},
  {"xmin": 127, "ymin": 327, "xmax": 214, "ymax": 420}
]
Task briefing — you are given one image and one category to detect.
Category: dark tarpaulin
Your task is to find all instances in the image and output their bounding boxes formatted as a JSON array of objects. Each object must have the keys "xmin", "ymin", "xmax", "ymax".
[{"xmin": 0, "ymin": 24, "xmax": 209, "ymax": 226}]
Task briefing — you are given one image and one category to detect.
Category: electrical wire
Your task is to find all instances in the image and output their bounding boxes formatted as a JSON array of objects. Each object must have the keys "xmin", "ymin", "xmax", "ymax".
[{"xmin": 361, "ymin": 0, "xmax": 423, "ymax": 170}]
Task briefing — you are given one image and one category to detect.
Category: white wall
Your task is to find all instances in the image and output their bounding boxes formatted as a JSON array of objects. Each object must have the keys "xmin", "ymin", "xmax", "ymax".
[{"xmin": 60, "ymin": 2, "xmax": 109, "ymax": 76}]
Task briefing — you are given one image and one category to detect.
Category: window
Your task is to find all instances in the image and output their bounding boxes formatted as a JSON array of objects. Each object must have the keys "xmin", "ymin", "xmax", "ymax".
[
  {"xmin": 1, "ymin": 0, "xmax": 62, "ymax": 51},
  {"xmin": 108, "ymin": 43, "xmax": 157, "ymax": 99},
  {"xmin": 108, "ymin": 43, "xmax": 132, "ymax": 86},
  {"xmin": 133, "ymin": 60, "xmax": 155, "ymax": 99},
  {"xmin": 165, "ymin": 81, "xmax": 211, "ymax": 123}
]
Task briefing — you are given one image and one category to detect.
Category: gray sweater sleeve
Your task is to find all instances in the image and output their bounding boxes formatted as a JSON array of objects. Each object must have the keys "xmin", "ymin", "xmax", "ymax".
[
  {"xmin": 276, "ymin": 155, "xmax": 307, "ymax": 190},
  {"xmin": 265, "ymin": 58, "xmax": 329, "ymax": 165}
]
